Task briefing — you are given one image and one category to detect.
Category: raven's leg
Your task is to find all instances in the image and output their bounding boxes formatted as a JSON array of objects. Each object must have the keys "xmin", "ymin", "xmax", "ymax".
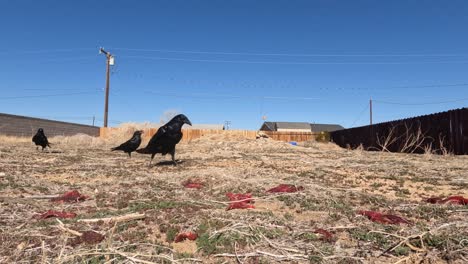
[
  {"xmin": 170, "ymin": 148, "xmax": 177, "ymax": 166},
  {"xmin": 128, "ymin": 152, "xmax": 131, "ymax": 158},
  {"xmin": 149, "ymin": 153, "xmax": 156, "ymax": 167}
]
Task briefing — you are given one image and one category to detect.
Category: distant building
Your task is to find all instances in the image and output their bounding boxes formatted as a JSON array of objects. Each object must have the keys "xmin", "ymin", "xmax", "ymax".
[
  {"xmin": 183, "ymin": 124, "xmax": 225, "ymax": 130},
  {"xmin": 260, "ymin": 122, "xmax": 311, "ymax": 132},
  {"xmin": 260, "ymin": 121, "xmax": 343, "ymax": 133},
  {"xmin": 310, "ymin": 123, "xmax": 344, "ymax": 133}
]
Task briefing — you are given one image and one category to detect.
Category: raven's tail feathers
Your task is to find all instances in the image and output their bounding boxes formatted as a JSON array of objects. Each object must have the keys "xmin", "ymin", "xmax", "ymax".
[{"xmin": 111, "ymin": 146, "xmax": 121, "ymax": 151}]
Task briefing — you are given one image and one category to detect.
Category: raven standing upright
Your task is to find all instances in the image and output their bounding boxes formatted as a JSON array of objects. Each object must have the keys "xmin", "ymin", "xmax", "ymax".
[
  {"xmin": 32, "ymin": 128, "xmax": 51, "ymax": 151},
  {"xmin": 111, "ymin": 130, "xmax": 143, "ymax": 157},
  {"xmin": 136, "ymin": 114, "xmax": 192, "ymax": 166}
]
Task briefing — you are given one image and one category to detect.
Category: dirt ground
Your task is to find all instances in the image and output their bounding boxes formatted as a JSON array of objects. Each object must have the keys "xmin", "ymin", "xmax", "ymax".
[{"xmin": 0, "ymin": 134, "xmax": 467, "ymax": 263}]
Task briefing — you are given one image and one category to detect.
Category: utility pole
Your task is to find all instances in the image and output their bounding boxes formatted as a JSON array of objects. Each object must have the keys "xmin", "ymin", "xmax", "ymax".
[
  {"xmin": 369, "ymin": 97, "xmax": 373, "ymax": 126},
  {"xmin": 99, "ymin": 48, "xmax": 114, "ymax": 127}
]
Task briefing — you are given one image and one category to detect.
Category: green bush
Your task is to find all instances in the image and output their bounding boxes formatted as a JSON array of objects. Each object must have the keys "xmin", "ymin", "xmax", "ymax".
[{"xmin": 315, "ymin": 132, "xmax": 331, "ymax": 142}]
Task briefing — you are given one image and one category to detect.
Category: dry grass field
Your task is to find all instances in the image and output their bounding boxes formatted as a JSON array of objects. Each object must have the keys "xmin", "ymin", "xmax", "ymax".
[{"xmin": 0, "ymin": 132, "xmax": 467, "ymax": 263}]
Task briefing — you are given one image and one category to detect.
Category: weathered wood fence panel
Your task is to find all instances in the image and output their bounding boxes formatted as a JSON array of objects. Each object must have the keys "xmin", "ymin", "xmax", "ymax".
[
  {"xmin": 100, "ymin": 128, "xmax": 316, "ymax": 143},
  {"xmin": 0, "ymin": 113, "xmax": 99, "ymax": 137},
  {"xmin": 263, "ymin": 131, "xmax": 315, "ymax": 142},
  {"xmin": 100, "ymin": 128, "xmax": 258, "ymax": 142},
  {"xmin": 330, "ymin": 108, "xmax": 468, "ymax": 155}
]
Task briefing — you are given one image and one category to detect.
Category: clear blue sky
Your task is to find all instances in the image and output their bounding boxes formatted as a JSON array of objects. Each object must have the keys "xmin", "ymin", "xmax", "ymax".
[{"xmin": 1, "ymin": 0, "xmax": 467, "ymax": 129}]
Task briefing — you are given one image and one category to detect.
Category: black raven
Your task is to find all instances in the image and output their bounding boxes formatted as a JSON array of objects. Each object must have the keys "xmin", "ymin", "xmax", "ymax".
[
  {"xmin": 111, "ymin": 130, "xmax": 143, "ymax": 157},
  {"xmin": 32, "ymin": 128, "xmax": 51, "ymax": 151},
  {"xmin": 136, "ymin": 114, "xmax": 192, "ymax": 166}
]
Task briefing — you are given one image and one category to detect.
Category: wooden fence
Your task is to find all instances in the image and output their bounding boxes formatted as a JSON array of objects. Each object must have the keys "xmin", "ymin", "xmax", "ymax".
[
  {"xmin": 262, "ymin": 131, "xmax": 316, "ymax": 142},
  {"xmin": 0, "ymin": 113, "xmax": 99, "ymax": 137},
  {"xmin": 100, "ymin": 128, "xmax": 316, "ymax": 143},
  {"xmin": 330, "ymin": 108, "xmax": 468, "ymax": 155}
]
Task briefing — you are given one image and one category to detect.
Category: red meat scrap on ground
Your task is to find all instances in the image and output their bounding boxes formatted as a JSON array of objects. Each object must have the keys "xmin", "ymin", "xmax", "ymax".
[
  {"xmin": 358, "ymin": 210, "xmax": 411, "ymax": 225},
  {"xmin": 174, "ymin": 232, "xmax": 198, "ymax": 242},
  {"xmin": 267, "ymin": 184, "xmax": 304, "ymax": 193},
  {"xmin": 314, "ymin": 228, "xmax": 334, "ymax": 242},
  {"xmin": 51, "ymin": 190, "xmax": 88, "ymax": 203},
  {"xmin": 426, "ymin": 195, "xmax": 468, "ymax": 205},
  {"xmin": 35, "ymin": 210, "xmax": 77, "ymax": 219},
  {"xmin": 182, "ymin": 179, "xmax": 204, "ymax": 189},
  {"xmin": 226, "ymin": 192, "xmax": 255, "ymax": 210}
]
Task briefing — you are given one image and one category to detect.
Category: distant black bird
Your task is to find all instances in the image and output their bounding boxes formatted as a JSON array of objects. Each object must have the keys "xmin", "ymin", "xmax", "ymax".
[
  {"xmin": 32, "ymin": 128, "xmax": 51, "ymax": 151},
  {"xmin": 111, "ymin": 130, "xmax": 143, "ymax": 157},
  {"xmin": 136, "ymin": 114, "xmax": 192, "ymax": 166}
]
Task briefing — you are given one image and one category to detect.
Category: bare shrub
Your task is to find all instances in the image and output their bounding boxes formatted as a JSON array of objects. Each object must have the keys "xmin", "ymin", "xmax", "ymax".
[
  {"xmin": 436, "ymin": 134, "xmax": 451, "ymax": 156},
  {"xmin": 399, "ymin": 123, "xmax": 428, "ymax": 153},
  {"xmin": 0, "ymin": 135, "xmax": 31, "ymax": 144},
  {"xmin": 376, "ymin": 125, "xmax": 398, "ymax": 152},
  {"xmin": 51, "ymin": 134, "xmax": 106, "ymax": 148},
  {"xmin": 355, "ymin": 143, "xmax": 364, "ymax": 152},
  {"xmin": 376, "ymin": 123, "xmax": 432, "ymax": 153},
  {"xmin": 159, "ymin": 109, "xmax": 181, "ymax": 124},
  {"xmin": 315, "ymin": 131, "xmax": 331, "ymax": 142}
]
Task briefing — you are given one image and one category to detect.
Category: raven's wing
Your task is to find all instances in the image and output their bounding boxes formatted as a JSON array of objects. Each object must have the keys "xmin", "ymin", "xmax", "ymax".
[
  {"xmin": 112, "ymin": 139, "xmax": 132, "ymax": 151},
  {"xmin": 147, "ymin": 126, "xmax": 167, "ymax": 147},
  {"xmin": 42, "ymin": 135, "xmax": 50, "ymax": 147},
  {"xmin": 32, "ymin": 133, "xmax": 45, "ymax": 145},
  {"xmin": 32, "ymin": 133, "xmax": 39, "ymax": 143},
  {"xmin": 113, "ymin": 135, "xmax": 141, "ymax": 151}
]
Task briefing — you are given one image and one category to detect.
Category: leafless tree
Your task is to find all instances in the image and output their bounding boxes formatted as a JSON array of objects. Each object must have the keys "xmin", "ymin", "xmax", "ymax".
[{"xmin": 159, "ymin": 109, "xmax": 181, "ymax": 124}]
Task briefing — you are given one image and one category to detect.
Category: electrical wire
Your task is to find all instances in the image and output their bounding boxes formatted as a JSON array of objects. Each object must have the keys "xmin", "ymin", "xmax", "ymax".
[
  {"xmin": 373, "ymin": 98, "xmax": 468, "ymax": 106},
  {"xmin": 0, "ymin": 48, "xmax": 95, "ymax": 55},
  {"xmin": 118, "ymin": 55, "xmax": 468, "ymax": 65},
  {"xmin": 143, "ymin": 90, "xmax": 319, "ymax": 100},
  {"xmin": 112, "ymin": 72, "xmax": 468, "ymax": 91},
  {"xmin": 111, "ymin": 47, "xmax": 468, "ymax": 57},
  {"xmin": 0, "ymin": 91, "xmax": 99, "ymax": 100},
  {"xmin": 349, "ymin": 104, "xmax": 370, "ymax": 127}
]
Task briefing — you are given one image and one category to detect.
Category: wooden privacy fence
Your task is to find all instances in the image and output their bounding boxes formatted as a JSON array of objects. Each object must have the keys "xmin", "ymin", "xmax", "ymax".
[
  {"xmin": 330, "ymin": 108, "xmax": 468, "ymax": 155},
  {"xmin": 100, "ymin": 128, "xmax": 316, "ymax": 143},
  {"xmin": 262, "ymin": 131, "xmax": 316, "ymax": 142},
  {"xmin": 0, "ymin": 113, "xmax": 99, "ymax": 137}
]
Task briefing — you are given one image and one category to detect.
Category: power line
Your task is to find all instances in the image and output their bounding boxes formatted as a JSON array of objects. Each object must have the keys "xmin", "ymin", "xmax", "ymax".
[
  {"xmin": 119, "ymin": 55, "xmax": 468, "ymax": 65},
  {"xmin": 111, "ymin": 72, "xmax": 468, "ymax": 91},
  {"xmin": 0, "ymin": 91, "xmax": 98, "ymax": 100},
  {"xmin": 19, "ymin": 88, "xmax": 102, "ymax": 91},
  {"xmin": 349, "ymin": 103, "xmax": 370, "ymax": 127},
  {"xmin": 373, "ymin": 97, "xmax": 468, "ymax": 106},
  {"xmin": 143, "ymin": 90, "xmax": 320, "ymax": 101},
  {"xmin": 112, "ymin": 47, "xmax": 468, "ymax": 57},
  {"xmin": 318, "ymin": 83, "xmax": 468, "ymax": 91},
  {"xmin": 0, "ymin": 48, "xmax": 95, "ymax": 55},
  {"xmin": 0, "ymin": 56, "xmax": 98, "ymax": 63}
]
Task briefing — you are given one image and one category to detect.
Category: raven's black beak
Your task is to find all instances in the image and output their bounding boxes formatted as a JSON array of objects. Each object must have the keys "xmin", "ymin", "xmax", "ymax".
[{"xmin": 185, "ymin": 119, "xmax": 192, "ymax": 126}]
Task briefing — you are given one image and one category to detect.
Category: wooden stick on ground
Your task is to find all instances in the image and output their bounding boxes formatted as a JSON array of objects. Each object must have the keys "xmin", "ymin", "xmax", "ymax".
[
  {"xmin": 77, "ymin": 213, "xmax": 145, "ymax": 223},
  {"xmin": 24, "ymin": 195, "xmax": 60, "ymax": 199},
  {"xmin": 55, "ymin": 219, "xmax": 83, "ymax": 237}
]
